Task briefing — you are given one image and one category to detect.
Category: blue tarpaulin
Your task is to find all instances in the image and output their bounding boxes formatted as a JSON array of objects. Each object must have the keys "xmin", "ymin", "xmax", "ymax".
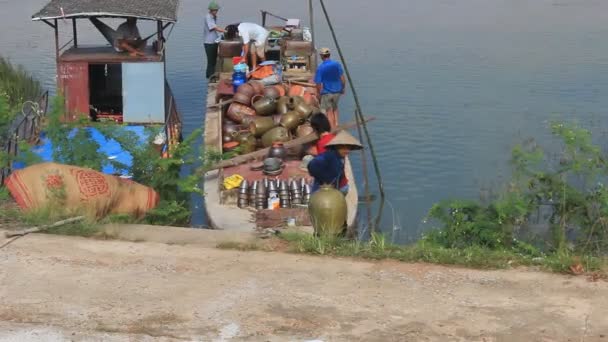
[{"xmin": 13, "ymin": 126, "xmax": 151, "ymax": 178}]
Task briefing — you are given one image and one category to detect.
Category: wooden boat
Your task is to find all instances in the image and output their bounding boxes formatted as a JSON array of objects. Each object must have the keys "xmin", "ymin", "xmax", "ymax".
[
  {"xmin": 203, "ymin": 12, "xmax": 358, "ymax": 232},
  {"xmin": 29, "ymin": 0, "xmax": 182, "ymax": 175}
]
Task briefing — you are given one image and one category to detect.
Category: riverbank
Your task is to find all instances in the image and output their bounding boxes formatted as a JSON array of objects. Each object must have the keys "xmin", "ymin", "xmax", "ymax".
[{"xmin": 0, "ymin": 228, "xmax": 607, "ymax": 341}]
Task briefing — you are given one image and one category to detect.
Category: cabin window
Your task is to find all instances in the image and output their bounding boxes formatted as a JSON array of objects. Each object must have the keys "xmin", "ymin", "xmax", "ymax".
[{"xmin": 89, "ymin": 63, "xmax": 123, "ymax": 121}]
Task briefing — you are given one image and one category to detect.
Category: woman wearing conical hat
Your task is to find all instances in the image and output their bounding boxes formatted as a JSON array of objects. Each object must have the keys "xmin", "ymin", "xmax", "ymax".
[{"xmin": 307, "ymin": 130, "xmax": 363, "ymax": 195}]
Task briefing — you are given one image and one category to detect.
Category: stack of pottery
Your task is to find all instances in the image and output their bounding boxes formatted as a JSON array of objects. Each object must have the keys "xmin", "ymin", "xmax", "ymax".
[
  {"xmin": 224, "ymin": 82, "xmax": 321, "ymax": 158},
  {"xmin": 279, "ymin": 180, "xmax": 290, "ymax": 208},
  {"xmin": 302, "ymin": 183, "xmax": 311, "ymax": 205},
  {"xmin": 237, "ymin": 180, "xmax": 249, "ymax": 208},
  {"xmin": 248, "ymin": 181, "xmax": 258, "ymax": 207},
  {"xmin": 255, "ymin": 181, "xmax": 267, "ymax": 210},
  {"xmin": 290, "ymin": 180, "xmax": 302, "ymax": 205}
]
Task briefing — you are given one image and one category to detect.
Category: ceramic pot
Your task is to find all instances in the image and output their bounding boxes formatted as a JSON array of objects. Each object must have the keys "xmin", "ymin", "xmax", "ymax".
[
  {"xmin": 308, "ymin": 185, "xmax": 347, "ymax": 237},
  {"xmin": 267, "ymin": 141, "xmax": 287, "ymax": 160},
  {"xmin": 263, "ymin": 86, "xmax": 281, "ymax": 99},
  {"xmin": 251, "ymin": 95, "xmax": 277, "ymax": 116},
  {"xmin": 226, "ymin": 103, "xmax": 256, "ymax": 124},
  {"xmin": 274, "ymin": 84, "xmax": 287, "ymax": 97},
  {"xmin": 248, "ymin": 80, "xmax": 265, "ymax": 95},
  {"xmin": 293, "ymin": 101, "xmax": 314, "ymax": 120},
  {"xmin": 296, "ymin": 122, "xmax": 314, "ymax": 138},
  {"xmin": 271, "ymin": 114, "xmax": 282, "ymax": 125},
  {"xmin": 288, "ymin": 84, "xmax": 306, "ymax": 97},
  {"xmin": 237, "ymin": 132, "xmax": 257, "ymax": 154},
  {"xmin": 222, "ymin": 121, "xmax": 241, "ymax": 139},
  {"xmin": 249, "ymin": 117, "xmax": 276, "ymax": 137},
  {"xmin": 263, "ymin": 157, "xmax": 283, "ymax": 171},
  {"xmin": 233, "ymin": 91, "xmax": 254, "ymax": 105},
  {"xmin": 280, "ymin": 111, "xmax": 304, "ymax": 131},
  {"xmin": 261, "ymin": 126, "xmax": 290, "ymax": 147},
  {"xmin": 236, "ymin": 83, "xmax": 255, "ymax": 98},
  {"xmin": 288, "ymin": 96, "xmax": 304, "ymax": 109},
  {"xmin": 276, "ymin": 96, "xmax": 290, "ymax": 115}
]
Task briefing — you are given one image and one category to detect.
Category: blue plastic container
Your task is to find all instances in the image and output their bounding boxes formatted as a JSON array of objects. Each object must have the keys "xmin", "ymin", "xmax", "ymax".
[{"xmin": 232, "ymin": 64, "xmax": 247, "ymax": 93}]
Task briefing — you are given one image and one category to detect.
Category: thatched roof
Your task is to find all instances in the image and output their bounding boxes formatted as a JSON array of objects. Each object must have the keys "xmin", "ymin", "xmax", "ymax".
[{"xmin": 32, "ymin": 0, "xmax": 180, "ymax": 22}]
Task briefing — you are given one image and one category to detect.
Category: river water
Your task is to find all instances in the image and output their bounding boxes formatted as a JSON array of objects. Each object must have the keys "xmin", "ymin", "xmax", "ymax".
[{"xmin": 2, "ymin": 0, "xmax": 608, "ymax": 242}]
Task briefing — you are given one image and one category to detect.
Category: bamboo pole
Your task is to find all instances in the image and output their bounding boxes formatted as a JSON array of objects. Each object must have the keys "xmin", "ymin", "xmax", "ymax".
[
  {"xmin": 198, "ymin": 116, "xmax": 375, "ymax": 174},
  {"xmin": 5, "ymin": 216, "xmax": 86, "ymax": 238}
]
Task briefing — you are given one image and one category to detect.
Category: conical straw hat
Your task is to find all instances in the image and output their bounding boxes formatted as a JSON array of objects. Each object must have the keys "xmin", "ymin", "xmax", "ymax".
[{"xmin": 325, "ymin": 130, "xmax": 363, "ymax": 150}]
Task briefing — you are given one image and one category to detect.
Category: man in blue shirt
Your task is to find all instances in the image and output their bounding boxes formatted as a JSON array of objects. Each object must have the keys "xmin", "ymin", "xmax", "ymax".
[{"xmin": 314, "ymin": 48, "xmax": 346, "ymax": 129}]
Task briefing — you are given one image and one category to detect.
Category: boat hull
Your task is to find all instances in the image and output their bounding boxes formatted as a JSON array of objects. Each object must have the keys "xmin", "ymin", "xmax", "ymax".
[{"xmin": 203, "ymin": 75, "xmax": 358, "ymax": 232}]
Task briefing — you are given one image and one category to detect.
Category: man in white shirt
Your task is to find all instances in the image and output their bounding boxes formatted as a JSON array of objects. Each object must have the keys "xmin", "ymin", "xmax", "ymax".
[{"xmin": 225, "ymin": 22, "xmax": 269, "ymax": 68}]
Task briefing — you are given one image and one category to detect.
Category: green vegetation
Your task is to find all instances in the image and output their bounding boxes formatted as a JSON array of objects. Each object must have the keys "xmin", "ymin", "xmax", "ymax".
[
  {"xmin": 0, "ymin": 57, "xmax": 42, "ymax": 109},
  {"xmin": 219, "ymin": 122, "xmax": 608, "ymax": 275},
  {"xmin": 214, "ymin": 231, "xmax": 604, "ymax": 274},
  {"xmin": 1, "ymin": 94, "xmax": 227, "ymax": 227},
  {"xmin": 0, "ymin": 57, "xmax": 44, "ymax": 164},
  {"xmin": 424, "ymin": 122, "xmax": 608, "ymax": 256},
  {"xmin": 1, "ymin": 98, "xmax": 227, "ymax": 229}
]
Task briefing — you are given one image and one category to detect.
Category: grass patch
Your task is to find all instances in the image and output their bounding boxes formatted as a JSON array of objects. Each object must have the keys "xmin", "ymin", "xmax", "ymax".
[
  {"xmin": 276, "ymin": 231, "xmax": 607, "ymax": 274},
  {"xmin": 216, "ymin": 241, "xmax": 262, "ymax": 251},
  {"xmin": 0, "ymin": 199, "xmax": 102, "ymax": 237}
]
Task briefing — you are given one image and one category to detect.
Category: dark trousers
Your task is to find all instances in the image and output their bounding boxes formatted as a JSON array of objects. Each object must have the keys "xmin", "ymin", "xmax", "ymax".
[{"xmin": 204, "ymin": 43, "xmax": 219, "ymax": 78}]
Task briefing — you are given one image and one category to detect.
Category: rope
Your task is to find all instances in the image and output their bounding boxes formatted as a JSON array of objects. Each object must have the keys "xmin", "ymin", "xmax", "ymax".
[{"xmin": 318, "ymin": 0, "xmax": 386, "ymax": 231}]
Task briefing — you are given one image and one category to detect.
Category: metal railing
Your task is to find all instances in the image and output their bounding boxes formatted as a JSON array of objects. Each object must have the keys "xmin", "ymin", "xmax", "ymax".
[
  {"xmin": 164, "ymin": 82, "xmax": 182, "ymax": 154},
  {"xmin": 0, "ymin": 91, "xmax": 49, "ymax": 184}
]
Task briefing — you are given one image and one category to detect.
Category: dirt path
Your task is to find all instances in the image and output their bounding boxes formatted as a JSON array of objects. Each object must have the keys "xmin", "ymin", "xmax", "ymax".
[{"xmin": 0, "ymin": 232, "xmax": 607, "ymax": 341}]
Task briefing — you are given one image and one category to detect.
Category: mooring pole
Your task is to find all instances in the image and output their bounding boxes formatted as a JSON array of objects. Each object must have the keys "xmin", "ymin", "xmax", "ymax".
[
  {"xmin": 54, "ymin": 19, "xmax": 59, "ymax": 88},
  {"xmin": 72, "ymin": 19, "xmax": 77, "ymax": 47},
  {"xmin": 308, "ymin": 0, "xmax": 317, "ymax": 69}
]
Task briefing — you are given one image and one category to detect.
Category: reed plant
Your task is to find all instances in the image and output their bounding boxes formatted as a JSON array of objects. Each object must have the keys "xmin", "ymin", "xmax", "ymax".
[{"xmin": 0, "ymin": 56, "xmax": 42, "ymax": 113}]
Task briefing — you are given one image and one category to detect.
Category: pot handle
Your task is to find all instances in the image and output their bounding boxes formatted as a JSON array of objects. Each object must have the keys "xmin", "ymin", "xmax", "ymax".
[{"xmin": 251, "ymin": 94, "xmax": 263, "ymax": 106}]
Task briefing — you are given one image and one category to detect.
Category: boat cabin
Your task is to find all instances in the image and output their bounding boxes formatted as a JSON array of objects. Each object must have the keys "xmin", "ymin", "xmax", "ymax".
[{"xmin": 31, "ymin": 0, "xmax": 181, "ymax": 149}]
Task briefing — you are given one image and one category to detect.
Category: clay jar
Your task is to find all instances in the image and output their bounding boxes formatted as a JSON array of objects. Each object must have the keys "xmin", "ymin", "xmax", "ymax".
[
  {"xmin": 262, "ymin": 86, "xmax": 281, "ymax": 100},
  {"xmin": 308, "ymin": 185, "xmax": 347, "ymax": 237},
  {"xmin": 296, "ymin": 122, "xmax": 314, "ymax": 138},
  {"xmin": 261, "ymin": 126, "xmax": 290, "ymax": 147},
  {"xmin": 276, "ymin": 96, "xmax": 290, "ymax": 115},
  {"xmin": 251, "ymin": 95, "xmax": 277, "ymax": 116},
  {"xmin": 236, "ymin": 132, "xmax": 257, "ymax": 154},
  {"xmin": 222, "ymin": 121, "xmax": 241, "ymax": 139},
  {"xmin": 288, "ymin": 95, "xmax": 305, "ymax": 108},
  {"xmin": 280, "ymin": 111, "xmax": 304, "ymax": 131},
  {"xmin": 233, "ymin": 92, "xmax": 253, "ymax": 105},
  {"xmin": 234, "ymin": 83, "xmax": 255, "ymax": 104},
  {"xmin": 293, "ymin": 101, "xmax": 314, "ymax": 120},
  {"xmin": 226, "ymin": 103, "xmax": 256, "ymax": 124},
  {"xmin": 249, "ymin": 117, "xmax": 276, "ymax": 137},
  {"xmin": 267, "ymin": 141, "xmax": 287, "ymax": 160},
  {"xmin": 248, "ymin": 80, "xmax": 265, "ymax": 95}
]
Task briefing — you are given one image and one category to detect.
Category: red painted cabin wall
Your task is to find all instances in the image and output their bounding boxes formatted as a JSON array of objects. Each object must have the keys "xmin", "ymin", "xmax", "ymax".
[{"xmin": 58, "ymin": 62, "xmax": 89, "ymax": 122}]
